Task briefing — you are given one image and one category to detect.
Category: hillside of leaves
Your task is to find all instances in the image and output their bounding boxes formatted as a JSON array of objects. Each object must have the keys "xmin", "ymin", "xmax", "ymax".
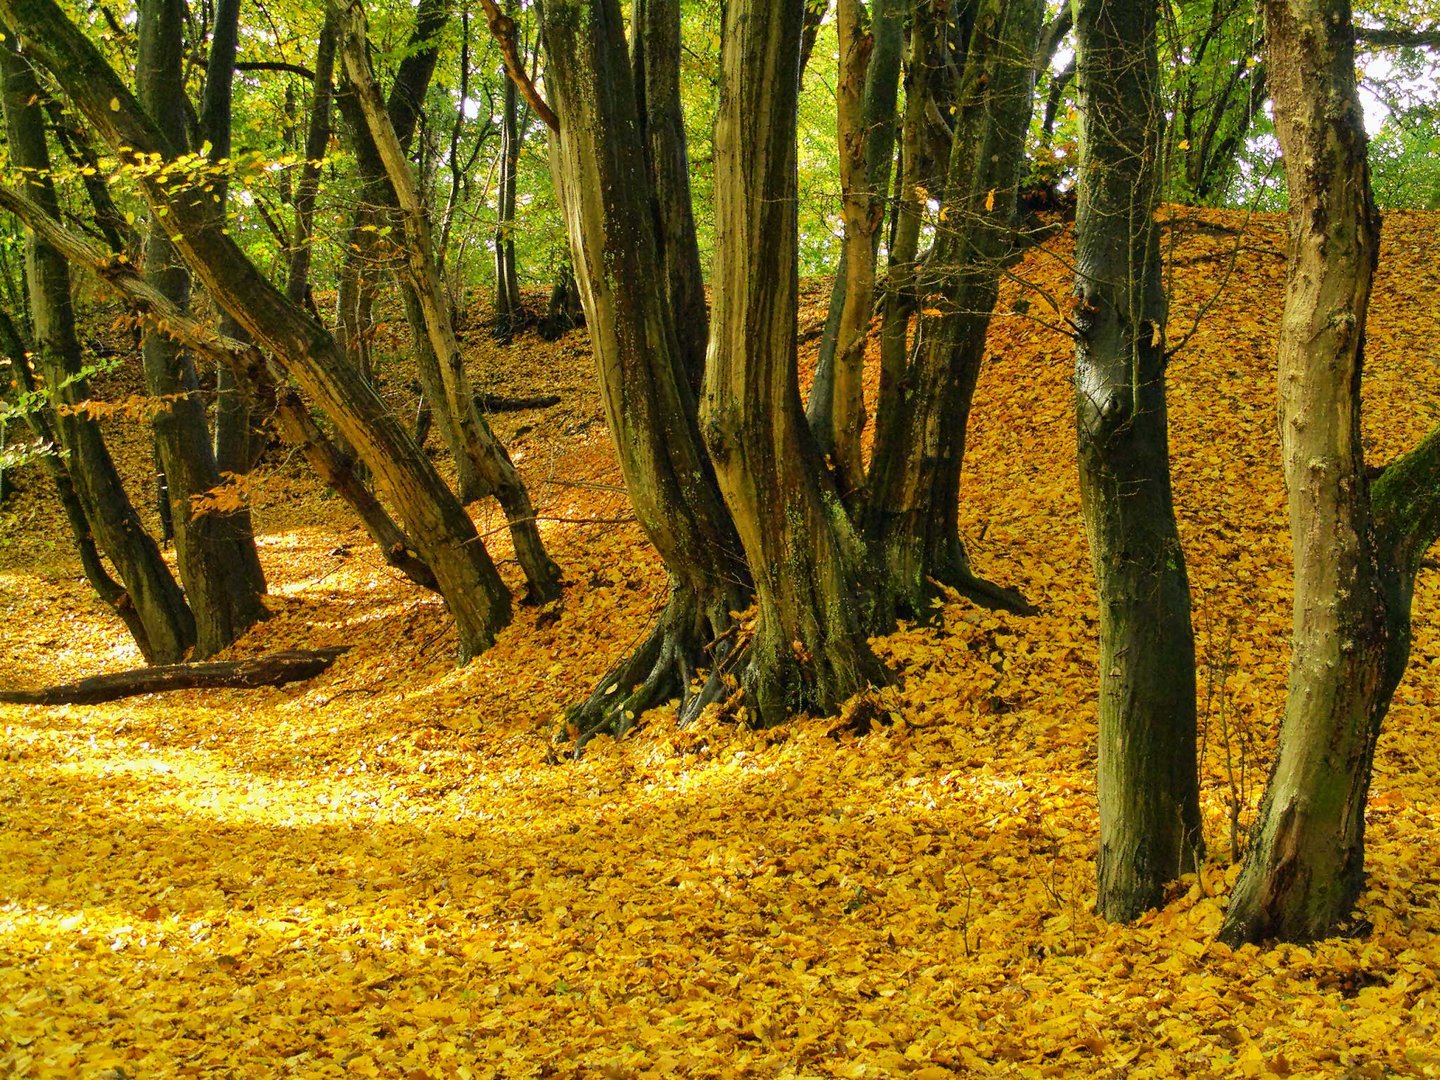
[{"xmin": 2, "ymin": 209, "xmax": 1439, "ymax": 1078}]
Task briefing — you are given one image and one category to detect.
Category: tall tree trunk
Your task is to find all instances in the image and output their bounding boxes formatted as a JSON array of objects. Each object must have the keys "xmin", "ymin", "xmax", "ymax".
[
  {"xmin": 4, "ymin": 0, "xmax": 514, "ymax": 661},
  {"xmin": 1220, "ymin": 0, "xmax": 1440, "ymax": 945},
  {"xmin": 336, "ymin": 0, "xmax": 561, "ymax": 604},
  {"xmin": 808, "ymin": 0, "xmax": 902, "ymax": 461},
  {"xmin": 202, "ymin": 0, "xmax": 268, "ymax": 585},
  {"xmin": 702, "ymin": 0, "xmax": 888, "ymax": 724},
  {"xmin": 539, "ymin": 0, "xmax": 751, "ymax": 740},
  {"xmin": 1073, "ymin": 0, "xmax": 1203, "ymax": 920},
  {"xmin": 136, "ymin": 0, "xmax": 266, "ymax": 657},
  {"xmin": 631, "ymin": 0, "xmax": 709, "ymax": 390},
  {"xmin": 863, "ymin": 0, "xmax": 1040, "ymax": 621},
  {"xmin": 287, "ymin": 10, "xmax": 337, "ymax": 308},
  {"xmin": 493, "ymin": 32, "xmax": 525, "ymax": 341},
  {"xmin": 0, "ymin": 32, "xmax": 194, "ymax": 662}
]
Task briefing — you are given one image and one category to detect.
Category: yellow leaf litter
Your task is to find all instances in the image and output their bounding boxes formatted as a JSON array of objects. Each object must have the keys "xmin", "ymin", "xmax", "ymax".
[{"xmin": 2, "ymin": 210, "xmax": 1440, "ymax": 1078}]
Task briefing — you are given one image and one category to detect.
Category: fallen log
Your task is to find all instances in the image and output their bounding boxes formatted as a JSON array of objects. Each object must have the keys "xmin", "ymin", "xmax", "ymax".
[
  {"xmin": 0, "ymin": 647, "xmax": 349, "ymax": 706},
  {"xmin": 473, "ymin": 392, "xmax": 562, "ymax": 413}
]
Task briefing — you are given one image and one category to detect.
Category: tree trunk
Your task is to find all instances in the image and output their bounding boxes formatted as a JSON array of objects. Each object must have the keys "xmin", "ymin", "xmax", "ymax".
[
  {"xmin": 1220, "ymin": 0, "xmax": 1440, "ymax": 945},
  {"xmin": 863, "ymin": 0, "xmax": 1041, "ymax": 621},
  {"xmin": 493, "ymin": 8, "xmax": 525, "ymax": 341},
  {"xmin": 336, "ymin": 0, "xmax": 561, "ymax": 604},
  {"xmin": 287, "ymin": 9, "xmax": 337, "ymax": 308},
  {"xmin": 809, "ymin": 0, "xmax": 902, "ymax": 467},
  {"xmin": 702, "ymin": 0, "xmax": 888, "ymax": 724},
  {"xmin": 539, "ymin": 0, "xmax": 752, "ymax": 740},
  {"xmin": 5, "ymin": 0, "xmax": 514, "ymax": 661},
  {"xmin": 0, "ymin": 30, "xmax": 194, "ymax": 663},
  {"xmin": 1073, "ymin": 0, "xmax": 1203, "ymax": 921},
  {"xmin": 631, "ymin": 0, "xmax": 709, "ymax": 390},
  {"xmin": 136, "ymin": 0, "xmax": 266, "ymax": 658}
]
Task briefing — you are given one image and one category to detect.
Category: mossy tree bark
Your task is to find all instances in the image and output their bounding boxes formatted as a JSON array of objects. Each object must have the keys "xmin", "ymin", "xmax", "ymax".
[
  {"xmin": 0, "ymin": 29, "xmax": 195, "ymax": 663},
  {"xmin": 701, "ymin": 0, "xmax": 888, "ymax": 724},
  {"xmin": 2, "ymin": 0, "xmax": 513, "ymax": 661},
  {"xmin": 136, "ymin": 0, "xmax": 267, "ymax": 657},
  {"xmin": 539, "ymin": 0, "xmax": 752, "ymax": 740},
  {"xmin": 1220, "ymin": 0, "xmax": 1440, "ymax": 945},
  {"xmin": 1073, "ymin": 0, "xmax": 1204, "ymax": 921},
  {"xmin": 863, "ymin": 0, "xmax": 1042, "ymax": 622}
]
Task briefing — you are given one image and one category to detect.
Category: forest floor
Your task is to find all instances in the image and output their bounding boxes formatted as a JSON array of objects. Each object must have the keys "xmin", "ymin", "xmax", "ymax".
[{"xmin": 3, "ymin": 209, "xmax": 1440, "ymax": 1079}]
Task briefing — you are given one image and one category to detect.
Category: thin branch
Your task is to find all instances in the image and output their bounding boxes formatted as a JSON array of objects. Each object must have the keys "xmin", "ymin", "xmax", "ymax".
[{"xmin": 477, "ymin": 0, "xmax": 559, "ymax": 132}]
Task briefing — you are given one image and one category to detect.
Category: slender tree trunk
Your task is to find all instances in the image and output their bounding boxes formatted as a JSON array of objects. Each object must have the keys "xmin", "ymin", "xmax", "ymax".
[
  {"xmin": 287, "ymin": 10, "xmax": 337, "ymax": 308},
  {"xmin": 863, "ymin": 0, "xmax": 1040, "ymax": 621},
  {"xmin": 336, "ymin": 0, "xmax": 561, "ymax": 603},
  {"xmin": 493, "ymin": 38, "xmax": 525, "ymax": 341},
  {"xmin": 1220, "ymin": 0, "xmax": 1440, "ymax": 945},
  {"xmin": 0, "ymin": 32, "xmax": 194, "ymax": 662},
  {"xmin": 702, "ymin": 0, "xmax": 888, "ymax": 724},
  {"xmin": 4, "ymin": 0, "xmax": 514, "ymax": 661},
  {"xmin": 539, "ymin": 0, "xmax": 751, "ymax": 740},
  {"xmin": 809, "ymin": 0, "xmax": 902, "ymax": 463},
  {"xmin": 137, "ymin": 0, "xmax": 266, "ymax": 657},
  {"xmin": 1073, "ymin": 0, "xmax": 1203, "ymax": 920},
  {"xmin": 631, "ymin": 0, "xmax": 709, "ymax": 389},
  {"xmin": 202, "ymin": 0, "xmax": 268, "ymax": 589}
]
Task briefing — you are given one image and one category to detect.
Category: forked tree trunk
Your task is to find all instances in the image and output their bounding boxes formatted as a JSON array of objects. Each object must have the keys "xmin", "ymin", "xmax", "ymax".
[
  {"xmin": 4, "ymin": 0, "xmax": 514, "ymax": 661},
  {"xmin": 702, "ymin": 0, "xmax": 888, "ymax": 724},
  {"xmin": 631, "ymin": 0, "xmax": 709, "ymax": 389},
  {"xmin": 539, "ymin": 0, "xmax": 751, "ymax": 740},
  {"xmin": 863, "ymin": 0, "xmax": 1041, "ymax": 622},
  {"xmin": 0, "ymin": 30, "xmax": 195, "ymax": 663},
  {"xmin": 1220, "ymin": 0, "xmax": 1440, "ymax": 945},
  {"xmin": 336, "ymin": 0, "xmax": 561, "ymax": 604},
  {"xmin": 137, "ymin": 0, "xmax": 267, "ymax": 657},
  {"xmin": 1073, "ymin": 0, "xmax": 1203, "ymax": 920}
]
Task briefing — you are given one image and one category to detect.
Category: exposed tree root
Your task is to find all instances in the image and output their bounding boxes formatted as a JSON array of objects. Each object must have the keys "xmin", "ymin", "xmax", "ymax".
[{"xmin": 567, "ymin": 586, "xmax": 738, "ymax": 752}]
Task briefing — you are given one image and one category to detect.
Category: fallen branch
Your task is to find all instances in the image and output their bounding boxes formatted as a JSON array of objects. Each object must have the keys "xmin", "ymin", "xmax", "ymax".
[
  {"xmin": 0, "ymin": 647, "xmax": 349, "ymax": 706},
  {"xmin": 473, "ymin": 391, "xmax": 562, "ymax": 413}
]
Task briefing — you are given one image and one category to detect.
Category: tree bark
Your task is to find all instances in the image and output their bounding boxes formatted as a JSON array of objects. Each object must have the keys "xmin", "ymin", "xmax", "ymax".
[
  {"xmin": 1220, "ymin": 0, "xmax": 1440, "ymax": 945},
  {"xmin": 493, "ymin": 23, "xmax": 526, "ymax": 341},
  {"xmin": 287, "ymin": 9, "xmax": 337, "ymax": 308},
  {"xmin": 631, "ymin": 0, "xmax": 709, "ymax": 389},
  {"xmin": 2, "ymin": 0, "xmax": 514, "ymax": 661},
  {"xmin": 863, "ymin": 0, "xmax": 1041, "ymax": 621},
  {"xmin": 0, "ymin": 30, "xmax": 194, "ymax": 663},
  {"xmin": 539, "ymin": 0, "xmax": 752, "ymax": 739},
  {"xmin": 1073, "ymin": 0, "xmax": 1204, "ymax": 921},
  {"xmin": 136, "ymin": 0, "xmax": 267, "ymax": 657},
  {"xmin": 702, "ymin": 0, "xmax": 888, "ymax": 724},
  {"xmin": 809, "ymin": 0, "xmax": 902, "ymax": 466},
  {"xmin": 336, "ymin": 0, "xmax": 561, "ymax": 604}
]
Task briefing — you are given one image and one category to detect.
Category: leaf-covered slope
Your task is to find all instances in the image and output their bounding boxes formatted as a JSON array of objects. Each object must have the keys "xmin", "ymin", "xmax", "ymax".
[{"xmin": 2, "ymin": 210, "xmax": 1439, "ymax": 1078}]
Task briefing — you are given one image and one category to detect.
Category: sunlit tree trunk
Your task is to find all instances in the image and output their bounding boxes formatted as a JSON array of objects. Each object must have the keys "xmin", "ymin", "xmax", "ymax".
[
  {"xmin": 136, "ymin": 0, "xmax": 267, "ymax": 657},
  {"xmin": 702, "ymin": 0, "xmax": 888, "ymax": 724},
  {"xmin": 0, "ymin": 39, "xmax": 193, "ymax": 661},
  {"xmin": 1220, "ymin": 0, "xmax": 1440, "ymax": 945},
  {"xmin": 540, "ymin": 0, "xmax": 751, "ymax": 740},
  {"xmin": 3, "ymin": 0, "xmax": 515, "ymax": 661},
  {"xmin": 1073, "ymin": 0, "xmax": 1203, "ymax": 920}
]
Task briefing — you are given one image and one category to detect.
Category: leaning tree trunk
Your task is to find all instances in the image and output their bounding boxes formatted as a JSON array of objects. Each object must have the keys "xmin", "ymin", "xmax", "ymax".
[
  {"xmin": 4, "ymin": 0, "xmax": 515, "ymax": 661},
  {"xmin": 1073, "ymin": 0, "xmax": 1203, "ymax": 921},
  {"xmin": 702, "ymin": 0, "xmax": 888, "ymax": 724},
  {"xmin": 0, "ymin": 30, "xmax": 194, "ymax": 663},
  {"xmin": 1219, "ymin": 0, "xmax": 1440, "ymax": 945},
  {"xmin": 540, "ymin": 0, "xmax": 752, "ymax": 741},
  {"xmin": 336, "ymin": 0, "xmax": 561, "ymax": 604},
  {"xmin": 137, "ymin": 0, "xmax": 267, "ymax": 657},
  {"xmin": 863, "ymin": 0, "xmax": 1041, "ymax": 622},
  {"xmin": 631, "ymin": 0, "xmax": 709, "ymax": 389}
]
